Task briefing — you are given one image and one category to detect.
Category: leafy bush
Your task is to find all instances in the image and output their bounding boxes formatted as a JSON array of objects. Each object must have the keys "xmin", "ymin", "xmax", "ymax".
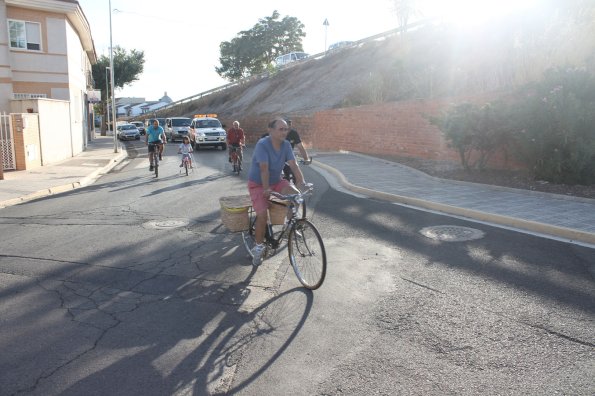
[
  {"xmin": 432, "ymin": 67, "xmax": 595, "ymax": 185},
  {"xmin": 430, "ymin": 101, "xmax": 511, "ymax": 170},
  {"xmin": 511, "ymin": 67, "xmax": 595, "ymax": 184}
]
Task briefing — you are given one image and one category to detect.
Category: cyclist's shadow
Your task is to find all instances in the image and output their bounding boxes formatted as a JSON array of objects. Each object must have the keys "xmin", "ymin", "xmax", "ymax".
[
  {"xmin": 171, "ymin": 286, "xmax": 315, "ymax": 395},
  {"xmin": 59, "ymin": 267, "xmax": 313, "ymax": 395}
]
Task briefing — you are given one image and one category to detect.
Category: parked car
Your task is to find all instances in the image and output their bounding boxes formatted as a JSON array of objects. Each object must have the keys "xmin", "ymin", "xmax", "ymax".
[
  {"xmin": 130, "ymin": 121, "xmax": 146, "ymax": 135},
  {"xmin": 328, "ymin": 41, "xmax": 354, "ymax": 51},
  {"xmin": 275, "ymin": 51, "xmax": 309, "ymax": 67},
  {"xmin": 117, "ymin": 124, "xmax": 141, "ymax": 141},
  {"xmin": 165, "ymin": 117, "xmax": 192, "ymax": 142},
  {"xmin": 189, "ymin": 115, "xmax": 227, "ymax": 150}
]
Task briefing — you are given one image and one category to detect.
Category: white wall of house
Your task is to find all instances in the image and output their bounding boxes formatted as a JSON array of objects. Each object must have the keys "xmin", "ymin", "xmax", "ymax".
[
  {"xmin": 10, "ymin": 98, "xmax": 72, "ymax": 165},
  {"xmin": 66, "ymin": 20, "xmax": 88, "ymax": 154},
  {"xmin": 37, "ymin": 99, "xmax": 72, "ymax": 165}
]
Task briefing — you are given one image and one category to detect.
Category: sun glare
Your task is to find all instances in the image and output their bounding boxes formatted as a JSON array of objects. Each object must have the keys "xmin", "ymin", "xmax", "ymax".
[{"xmin": 423, "ymin": 0, "xmax": 541, "ymax": 27}]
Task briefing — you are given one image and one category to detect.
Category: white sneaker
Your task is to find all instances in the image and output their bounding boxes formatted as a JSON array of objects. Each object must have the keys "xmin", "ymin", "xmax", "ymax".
[{"xmin": 251, "ymin": 244, "xmax": 265, "ymax": 266}]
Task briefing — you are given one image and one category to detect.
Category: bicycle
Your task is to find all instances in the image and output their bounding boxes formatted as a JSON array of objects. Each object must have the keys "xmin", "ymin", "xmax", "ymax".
[
  {"xmin": 242, "ymin": 184, "xmax": 326, "ymax": 290},
  {"xmin": 178, "ymin": 153, "xmax": 194, "ymax": 176},
  {"xmin": 148, "ymin": 142, "xmax": 162, "ymax": 178},
  {"xmin": 230, "ymin": 144, "xmax": 243, "ymax": 175},
  {"xmin": 282, "ymin": 158, "xmax": 312, "ymax": 219}
]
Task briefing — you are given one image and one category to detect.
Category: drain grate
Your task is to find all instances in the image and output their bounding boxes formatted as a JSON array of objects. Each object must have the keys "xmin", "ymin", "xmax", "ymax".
[
  {"xmin": 143, "ymin": 219, "xmax": 191, "ymax": 230},
  {"xmin": 420, "ymin": 225, "xmax": 485, "ymax": 242}
]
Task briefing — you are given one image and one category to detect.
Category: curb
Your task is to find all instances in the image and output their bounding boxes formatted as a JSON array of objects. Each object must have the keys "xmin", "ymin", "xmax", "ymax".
[
  {"xmin": 0, "ymin": 151, "xmax": 127, "ymax": 209},
  {"xmin": 313, "ymin": 160, "xmax": 595, "ymax": 246}
]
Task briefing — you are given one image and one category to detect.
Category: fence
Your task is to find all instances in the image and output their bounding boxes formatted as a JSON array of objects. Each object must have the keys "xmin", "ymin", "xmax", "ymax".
[{"xmin": 0, "ymin": 112, "xmax": 16, "ymax": 171}]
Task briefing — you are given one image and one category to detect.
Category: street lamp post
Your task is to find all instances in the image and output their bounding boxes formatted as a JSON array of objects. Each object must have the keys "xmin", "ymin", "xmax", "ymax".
[
  {"xmin": 323, "ymin": 18, "xmax": 329, "ymax": 54},
  {"xmin": 105, "ymin": 67, "xmax": 110, "ymax": 137},
  {"xmin": 109, "ymin": 0, "xmax": 118, "ymax": 153}
]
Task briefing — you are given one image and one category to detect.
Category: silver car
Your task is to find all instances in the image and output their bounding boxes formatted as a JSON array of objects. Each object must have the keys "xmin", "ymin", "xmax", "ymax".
[{"xmin": 117, "ymin": 124, "xmax": 141, "ymax": 141}]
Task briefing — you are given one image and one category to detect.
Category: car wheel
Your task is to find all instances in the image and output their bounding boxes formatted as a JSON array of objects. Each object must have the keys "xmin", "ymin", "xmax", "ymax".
[{"xmin": 221, "ymin": 143, "xmax": 227, "ymax": 150}]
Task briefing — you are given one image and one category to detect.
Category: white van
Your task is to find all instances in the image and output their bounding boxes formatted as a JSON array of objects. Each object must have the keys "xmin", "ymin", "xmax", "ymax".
[
  {"xmin": 165, "ymin": 117, "xmax": 192, "ymax": 142},
  {"xmin": 275, "ymin": 52, "xmax": 309, "ymax": 67}
]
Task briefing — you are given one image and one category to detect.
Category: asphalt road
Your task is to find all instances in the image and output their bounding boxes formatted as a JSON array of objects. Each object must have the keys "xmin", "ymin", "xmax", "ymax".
[{"xmin": 0, "ymin": 141, "xmax": 593, "ymax": 395}]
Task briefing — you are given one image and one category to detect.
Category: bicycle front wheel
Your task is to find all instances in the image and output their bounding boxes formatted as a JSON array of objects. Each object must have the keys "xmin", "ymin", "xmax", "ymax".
[{"xmin": 288, "ymin": 219, "xmax": 326, "ymax": 290}]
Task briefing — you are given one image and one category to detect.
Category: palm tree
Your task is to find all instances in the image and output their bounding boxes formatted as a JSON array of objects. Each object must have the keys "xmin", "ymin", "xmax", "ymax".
[{"xmin": 391, "ymin": 0, "xmax": 421, "ymax": 35}]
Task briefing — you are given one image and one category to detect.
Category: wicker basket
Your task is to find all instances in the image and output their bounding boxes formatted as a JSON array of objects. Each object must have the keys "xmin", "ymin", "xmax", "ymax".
[
  {"xmin": 269, "ymin": 201, "xmax": 288, "ymax": 225},
  {"xmin": 220, "ymin": 195, "xmax": 252, "ymax": 232}
]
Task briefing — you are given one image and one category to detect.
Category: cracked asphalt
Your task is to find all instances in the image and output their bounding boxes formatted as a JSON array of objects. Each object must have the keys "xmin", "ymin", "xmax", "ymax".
[{"xmin": 1, "ymin": 143, "xmax": 593, "ymax": 395}]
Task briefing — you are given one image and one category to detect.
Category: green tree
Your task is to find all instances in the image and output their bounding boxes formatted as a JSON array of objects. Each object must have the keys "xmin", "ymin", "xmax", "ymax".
[
  {"xmin": 92, "ymin": 46, "xmax": 145, "ymax": 132},
  {"xmin": 216, "ymin": 10, "xmax": 305, "ymax": 80}
]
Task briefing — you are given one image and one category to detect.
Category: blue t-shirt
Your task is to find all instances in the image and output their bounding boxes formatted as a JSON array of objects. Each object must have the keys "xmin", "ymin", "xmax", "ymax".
[
  {"xmin": 147, "ymin": 125, "xmax": 164, "ymax": 143},
  {"xmin": 248, "ymin": 136, "xmax": 295, "ymax": 185}
]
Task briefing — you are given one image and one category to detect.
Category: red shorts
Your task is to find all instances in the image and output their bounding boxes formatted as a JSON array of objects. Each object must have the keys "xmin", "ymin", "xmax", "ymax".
[{"xmin": 248, "ymin": 179, "xmax": 290, "ymax": 214}]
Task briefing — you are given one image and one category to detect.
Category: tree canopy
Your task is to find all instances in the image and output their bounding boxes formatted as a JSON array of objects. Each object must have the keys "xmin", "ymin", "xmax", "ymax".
[
  {"xmin": 92, "ymin": 46, "xmax": 145, "ymax": 102},
  {"xmin": 216, "ymin": 10, "xmax": 306, "ymax": 80},
  {"xmin": 91, "ymin": 46, "xmax": 144, "ymax": 131}
]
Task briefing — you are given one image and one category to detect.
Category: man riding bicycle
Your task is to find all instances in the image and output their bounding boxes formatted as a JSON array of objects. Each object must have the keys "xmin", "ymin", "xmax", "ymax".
[
  {"xmin": 146, "ymin": 119, "xmax": 166, "ymax": 171},
  {"xmin": 227, "ymin": 120, "xmax": 245, "ymax": 168},
  {"xmin": 248, "ymin": 117, "xmax": 307, "ymax": 266}
]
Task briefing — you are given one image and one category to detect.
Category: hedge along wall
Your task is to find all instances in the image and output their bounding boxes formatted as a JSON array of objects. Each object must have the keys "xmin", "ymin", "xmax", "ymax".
[{"xmin": 223, "ymin": 95, "xmax": 518, "ymax": 170}]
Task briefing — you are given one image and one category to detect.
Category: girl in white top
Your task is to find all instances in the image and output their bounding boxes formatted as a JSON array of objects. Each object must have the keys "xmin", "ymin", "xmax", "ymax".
[{"xmin": 178, "ymin": 136, "xmax": 193, "ymax": 168}]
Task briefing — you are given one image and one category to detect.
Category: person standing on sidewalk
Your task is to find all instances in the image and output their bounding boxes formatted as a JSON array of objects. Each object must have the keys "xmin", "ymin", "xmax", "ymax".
[
  {"xmin": 247, "ymin": 117, "xmax": 307, "ymax": 266},
  {"xmin": 146, "ymin": 119, "xmax": 166, "ymax": 171}
]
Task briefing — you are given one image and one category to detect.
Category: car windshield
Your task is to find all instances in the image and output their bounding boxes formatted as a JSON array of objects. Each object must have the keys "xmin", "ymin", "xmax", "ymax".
[
  {"xmin": 172, "ymin": 119, "xmax": 191, "ymax": 127},
  {"xmin": 122, "ymin": 125, "xmax": 136, "ymax": 130},
  {"xmin": 196, "ymin": 119, "xmax": 221, "ymax": 128},
  {"xmin": 150, "ymin": 118, "xmax": 166, "ymax": 126}
]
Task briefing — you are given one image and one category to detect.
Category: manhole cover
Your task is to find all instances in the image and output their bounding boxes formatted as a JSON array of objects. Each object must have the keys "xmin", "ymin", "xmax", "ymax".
[
  {"xmin": 420, "ymin": 225, "xmax": 485, "ymax": 242},
  {"xmin": 143, "ymin": 219, "xmax": 190, "ymax": 230}
]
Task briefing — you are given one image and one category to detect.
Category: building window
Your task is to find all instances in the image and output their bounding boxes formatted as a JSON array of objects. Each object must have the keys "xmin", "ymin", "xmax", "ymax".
[
  {"xmin": 8, "ymin": 20, "xmax": 41, "ymax": 51},
  {"xmin": 13, "ymin": 93, "xmax": 47, "ymax": 99}
]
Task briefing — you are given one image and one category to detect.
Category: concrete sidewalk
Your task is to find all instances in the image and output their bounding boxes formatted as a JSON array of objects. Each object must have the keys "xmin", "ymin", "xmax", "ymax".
[
  {"xmin": 1, "ymin": 138, "xmax": 594, "ymax": 246},
  {"xmin": 0, "ymin": 134, "xmax": 125, "ymax": 208},
  {"xmin": 312, "ymin": 152, "xmax": 595, "ymax": 246}
]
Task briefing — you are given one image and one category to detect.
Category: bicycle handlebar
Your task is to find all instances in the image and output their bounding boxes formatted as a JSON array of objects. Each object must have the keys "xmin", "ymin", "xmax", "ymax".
[{"xmin": 270, "ymin": 183, "xmax": 313, "ymax": 203}]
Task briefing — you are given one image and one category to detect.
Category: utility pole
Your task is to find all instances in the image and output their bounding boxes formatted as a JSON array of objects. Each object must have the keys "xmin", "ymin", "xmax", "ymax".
[
  {"xmin": 109, "ymin": 0, "xmax": 118, "ymax": 153},
  {"xmin": 105, "ymin": 67, "xmax": 110, "ymax": 137}
]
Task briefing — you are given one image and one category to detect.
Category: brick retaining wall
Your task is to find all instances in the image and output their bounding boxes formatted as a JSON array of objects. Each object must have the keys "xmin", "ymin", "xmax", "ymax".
[{"xmin": 222, "ymin": 96, "xmax": 518, "ymax": 170}]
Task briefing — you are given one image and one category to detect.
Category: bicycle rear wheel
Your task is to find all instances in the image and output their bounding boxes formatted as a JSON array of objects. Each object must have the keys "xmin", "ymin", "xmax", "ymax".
[{"xmin": 288, "ymin": 219, "xmax": 326, "ymax": 290}]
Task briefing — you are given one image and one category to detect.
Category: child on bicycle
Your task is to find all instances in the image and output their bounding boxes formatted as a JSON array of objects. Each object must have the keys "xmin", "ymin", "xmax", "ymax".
[{"xmin": 178, "ymin": 136, "xmax": 193, "ymax": 168}]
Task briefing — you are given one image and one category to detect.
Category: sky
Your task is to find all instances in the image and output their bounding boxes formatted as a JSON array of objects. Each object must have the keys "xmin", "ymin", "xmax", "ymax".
[{"xmin": 78, "ymin": 0, "xmax": 540, "ymax": 103}]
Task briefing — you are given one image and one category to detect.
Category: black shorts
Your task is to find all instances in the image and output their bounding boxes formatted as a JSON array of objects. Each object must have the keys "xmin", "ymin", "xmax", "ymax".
[{"xmin": 148, "ymin": 142, "xmax": 162, "ymax": 152}]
